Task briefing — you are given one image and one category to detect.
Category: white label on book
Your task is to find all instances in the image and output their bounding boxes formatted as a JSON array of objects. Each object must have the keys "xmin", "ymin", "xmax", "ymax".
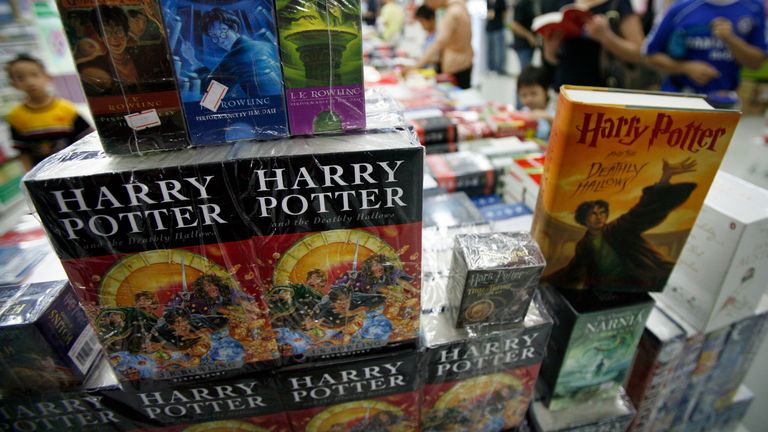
[
  {"xmin": 125, "ymin": 109, "xmax": 161, "ymax": 130},
  {"xmin": 200, "ymin": 80, "xmax": 228, "ymax": 112},
  {"xmin": 68, "ymin": 325, "xmax": 100, "ymax": 374}
]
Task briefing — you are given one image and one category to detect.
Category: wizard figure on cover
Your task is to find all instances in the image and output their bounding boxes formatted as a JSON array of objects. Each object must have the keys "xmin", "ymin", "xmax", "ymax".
[{"xmin": 545, "ymin": 158, "xmax": 697, "ymax": 292}]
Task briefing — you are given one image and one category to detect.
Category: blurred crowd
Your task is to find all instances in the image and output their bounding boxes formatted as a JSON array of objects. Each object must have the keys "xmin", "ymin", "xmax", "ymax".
[{"xmin": 366, "ymin": 0, "xmax": 767, "ymax": 109}]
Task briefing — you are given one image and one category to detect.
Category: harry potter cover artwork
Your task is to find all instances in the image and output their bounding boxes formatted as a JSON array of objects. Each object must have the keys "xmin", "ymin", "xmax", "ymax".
[
  {"xmin": 262, "ymin": 227, "xmax": 422, "ymax": 359},
  {"xmin": 275, "ymin": 0, "xmax": 365, "ymax": 134},
  {"xmin": 57, "ymin": 0, "xmax": 187, "ymax": 154},
  {"xmin": 532, "ymin": 86, "xmax": 740, "ymax": 292},
  {"xmin": 160, "ymin": 0, "xmax": 289, "ymax": 144}
]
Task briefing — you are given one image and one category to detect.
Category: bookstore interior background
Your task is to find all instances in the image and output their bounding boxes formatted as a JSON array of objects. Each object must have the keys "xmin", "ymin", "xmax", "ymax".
[{"xmin": 0, "ymin": 0, "xmax": 768, "ymax": 430}]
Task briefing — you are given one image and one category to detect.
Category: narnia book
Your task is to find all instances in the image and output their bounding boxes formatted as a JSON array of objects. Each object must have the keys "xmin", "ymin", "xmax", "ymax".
[
  {"xmin": 275, "ymin": 0, "xmax": 365, "ymax": 135},
  {"xmin": 57, "ymin": 0, "xmax": 187, "ymax": 154},
  {"xmin": 276, "ymin": 349, "xmax": 420, "ymax": 432},
  {"xmin": 23, "ymin": 130, "xmax": 423, "ymax": 379},
  {"xmin": 538, "ymin": 286, "xmax": 653, "ymax": 411},
  {"xmin": 532, "ymin": 86, "xmax": 741, "ymax": 293},
  {"xmin": 160, "ymin": 0, "xmax": 289, "ymax": 144},
  {"xmin": 421, "ymin": 292, "xmax": 552, "ymax": 432}
]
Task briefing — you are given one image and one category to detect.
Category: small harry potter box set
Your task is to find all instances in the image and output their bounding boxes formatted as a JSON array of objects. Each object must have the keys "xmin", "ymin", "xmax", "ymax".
[
  {"xmin": 0, "ymin": 281, "xmax": 102, "ymax": 395},
  {"xmin": 446, "ymin": 232, "xmax": 545, "ymax": 328}
]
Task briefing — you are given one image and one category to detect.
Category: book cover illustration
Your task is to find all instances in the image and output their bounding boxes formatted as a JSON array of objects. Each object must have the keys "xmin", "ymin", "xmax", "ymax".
[
  {"xmin": 532, "ymin": 86, "xmax": 740, "ymax": 292},
  {"xmin": 275, "ymin": 0, "xmax": 365, "ymax": 134},
  {"xmin": 449, "ymin": 232, "xmax": 545, "ymax": 327},
  {"xmin": 278, "ymin": 349, "xmax": 419, "ymax": 432},
  {"xmin": 161, "ymin": 0, "xmax": 288, "ymax": 144},
  {"xmin": 67, "ymin": 246, "xmax": 278, "ymax": 381},
  {"xmin": 262, "ymin": 226, "xmax": 421, "ymax": 358},
  {"xmin": 549, "ymin": 300, "xmax": 652, "ymax": 411},
  {"xmin": 422, "ymin": 369, "xmax": 539, "ymax": 432},
  {"xmin": 57, "ymin": 0, "xmax": 187, "ymax": 154}
]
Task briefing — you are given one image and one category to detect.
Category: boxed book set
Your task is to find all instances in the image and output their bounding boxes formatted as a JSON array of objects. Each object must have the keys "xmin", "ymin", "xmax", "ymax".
[
  {"xmin": 23, "ymin": 129, "xmax": 423, "ymax": 381},
  {"xmin": 57, "ymin": 0, "xmax": 365, "ymax": 154}
]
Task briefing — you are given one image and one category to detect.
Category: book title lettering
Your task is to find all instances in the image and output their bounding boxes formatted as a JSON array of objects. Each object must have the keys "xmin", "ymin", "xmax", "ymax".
[
  {"xmin": 50, "ymin": 176, "xmax": 225, "ymax": 240},
  {"xmin": 576, "ymin": 112, "xmax": 727, "ymax": 153},
  {"xmin": 436, "ymin": 332, "xmax": 541, "ymax": 376},
  {"xmin": 288, "ymin": 362, "xmax": 406, "ymax": 403},
  {"xmin": 138, "ymin": 381, "xmax": 267, "ymax": 419}
]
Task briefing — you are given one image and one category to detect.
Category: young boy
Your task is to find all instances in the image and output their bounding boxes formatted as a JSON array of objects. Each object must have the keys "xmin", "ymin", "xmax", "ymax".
[
  {"xmin": 5, "ymin": 54, "xmax": 92, "ymax": 170},
  {"xmin": 516, "ymin": 66, "xmax": 554, "ymax": 140}
]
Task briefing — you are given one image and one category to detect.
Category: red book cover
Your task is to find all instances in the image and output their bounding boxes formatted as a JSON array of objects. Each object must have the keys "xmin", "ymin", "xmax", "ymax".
[{"xmin": 56, "ymin": 0, "xmax": 187, "ymax": 154}]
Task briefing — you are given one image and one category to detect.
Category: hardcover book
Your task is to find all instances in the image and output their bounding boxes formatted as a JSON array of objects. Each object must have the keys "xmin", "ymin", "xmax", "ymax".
[
  {"xmin": 275, "ymin": 0, "xmax": 365, "ymax": 135},
  {"xmin": 57, "ymin": 0, "xmax": 187, "ymax": 154},
  {"xmin": 538, "ymin": 286, "xmax": 653, "ymax": 411},
  {"xmin": 276, "ymin": 348, "xmax": 420, "ymax": 432},
  {"xmin": 447, "ymin": 232, "xmax": 545, "ymax": 327},
  {"xmin": 532, "ymin": 86, "xmax": 740, "ymax": 292},
  {"xmin": 421, "ymin": 293, "xmax": 553, "ymax": 431},
  {"xmin": 23, "ymin": 130, "xmax": 423, "ymax": 378},
  {"xmin": 160, "ymin": 0, "xmax": 289, "ymax": 144},
  {"xmin": 0, "ymin": 281, "xmax": 102, "ymax": 395}
]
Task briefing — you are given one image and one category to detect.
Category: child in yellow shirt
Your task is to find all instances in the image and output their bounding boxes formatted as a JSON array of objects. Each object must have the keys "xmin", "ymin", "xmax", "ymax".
[{"xmin": 5, "ymin": 54, "xmax": 92, "ymax": 170}]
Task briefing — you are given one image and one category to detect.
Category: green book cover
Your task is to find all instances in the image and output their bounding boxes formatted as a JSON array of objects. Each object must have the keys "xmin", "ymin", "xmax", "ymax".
[
  {"xmin": 550, "ymin": 300, "xmax": 653, "ymax": 410},
  {"xmin": 274, "ymin": 0, "xmax": 365, "ymax": 134}
]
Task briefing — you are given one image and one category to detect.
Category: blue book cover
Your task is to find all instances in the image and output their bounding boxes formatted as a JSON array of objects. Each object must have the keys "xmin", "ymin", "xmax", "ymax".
[{"xmin": 161, "ymin": 0, "xmax": 288, "ymax": 144}]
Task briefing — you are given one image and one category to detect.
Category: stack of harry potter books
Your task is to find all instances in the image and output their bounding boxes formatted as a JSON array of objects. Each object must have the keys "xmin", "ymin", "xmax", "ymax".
[{"xmin": 56, "ymin": 0, "xmax": 366, "ymax": 154}]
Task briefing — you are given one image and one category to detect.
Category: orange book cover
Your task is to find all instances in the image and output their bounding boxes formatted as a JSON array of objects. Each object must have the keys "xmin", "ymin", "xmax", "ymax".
[{"xmin": 532, "ymin": 86, "xmax": 741, "ymax": 292}]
